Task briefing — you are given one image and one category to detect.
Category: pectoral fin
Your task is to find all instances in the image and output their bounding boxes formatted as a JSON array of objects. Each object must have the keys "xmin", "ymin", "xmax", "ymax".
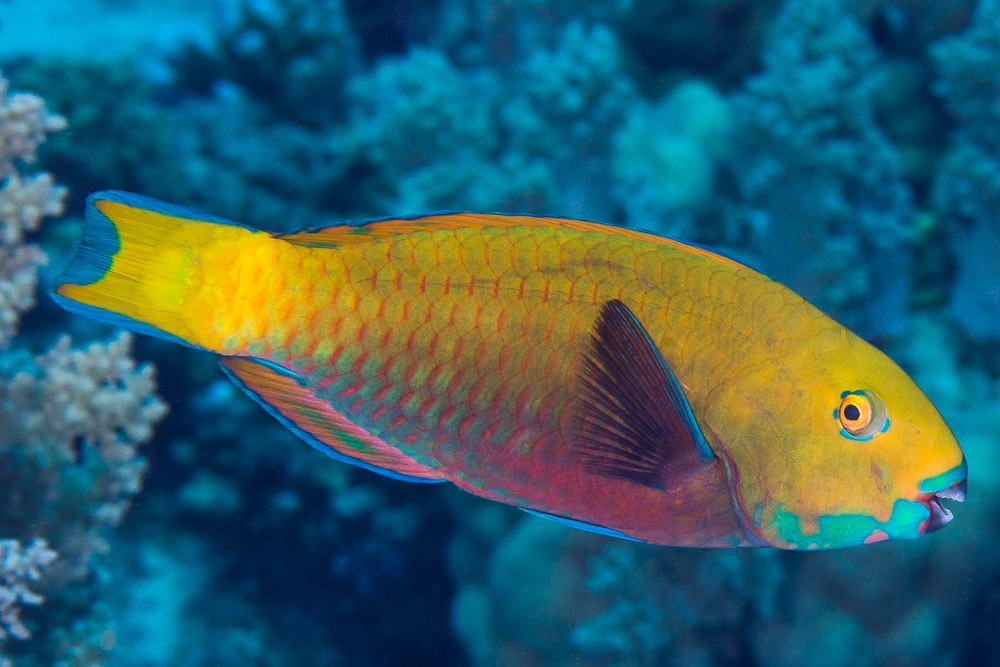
[{"xmin": 573, "ymin": 299, "xmax": 714, "ymax": 491}]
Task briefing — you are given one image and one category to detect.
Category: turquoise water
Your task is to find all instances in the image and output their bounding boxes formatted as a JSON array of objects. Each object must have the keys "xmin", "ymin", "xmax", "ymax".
[{"xmin": 1, "ymin": 1, "xmax": 998, "ymax": 665}]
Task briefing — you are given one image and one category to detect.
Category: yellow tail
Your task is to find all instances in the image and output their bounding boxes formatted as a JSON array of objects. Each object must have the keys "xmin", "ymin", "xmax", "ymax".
[{"xmin": 52, "ymin": 191, "xmax": 263, "ymax": 351}]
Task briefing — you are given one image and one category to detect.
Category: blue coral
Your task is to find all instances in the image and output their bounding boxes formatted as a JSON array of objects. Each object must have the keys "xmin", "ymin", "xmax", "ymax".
[
  {"xmin": 932, "ymin": 0, "xmax": 1000, "ymax": 338},
  {"xmin": 727, "ymin": 0, "xmax": 914, "ymax": 332}
]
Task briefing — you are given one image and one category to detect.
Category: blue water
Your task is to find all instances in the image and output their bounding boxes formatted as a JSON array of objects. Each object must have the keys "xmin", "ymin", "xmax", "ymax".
[{"xmin": 1, "ymin": 0, "xmax": 999, "ymax": 665}]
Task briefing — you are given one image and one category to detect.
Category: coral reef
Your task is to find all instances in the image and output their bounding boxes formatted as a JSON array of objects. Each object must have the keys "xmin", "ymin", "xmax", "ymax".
[
  {"xmin": 168, "ymin": 0, "xmax": 361, "ymax": 127},
  {"xmin": 448, "ymin": 511, "xmax": 783, "ymax": 666},
  {"xmin": 0, "ymin": 70, "xmax": 167, "ymax": 664},
  {"xmin": 0, "ymin": 539, "xmax": 56, "ymax": 643},
  {"xmin": 727, "ymin": 0, "xmax": 913, "ymax": 332},
  {"xmin": 612, "ymin": 79, "xmax": 732, "ymax": 237},
  {"xmin": 2, "ymin": 0, "xmax": 1000, "ymax": 664},
  {"xmin": 0, "ymin": 75, "xmax": 65, "ymax": 346},
  {"xmin": 931, "ymin": 0, "xmax": 1000, "ymax": 339},
  {"xmin": 1, "ymin": 334, "xmax": 167, "ymax": 578}
]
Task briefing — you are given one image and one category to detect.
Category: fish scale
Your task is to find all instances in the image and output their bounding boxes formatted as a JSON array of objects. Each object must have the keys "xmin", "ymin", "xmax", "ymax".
[{"xmin": 274, "ymin": 231, "xmax": 720, "ymax": 503}]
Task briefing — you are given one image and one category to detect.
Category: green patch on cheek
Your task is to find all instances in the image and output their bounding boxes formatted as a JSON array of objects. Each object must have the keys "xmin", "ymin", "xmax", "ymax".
[{"xmin": 771, "ymin": 499, "xmax": 930, "ymax": 549}]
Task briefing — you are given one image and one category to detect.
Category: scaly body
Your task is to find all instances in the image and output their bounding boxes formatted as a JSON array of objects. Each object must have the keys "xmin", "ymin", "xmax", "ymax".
[{"xmin": 54, "ymin": 193, "xmax": 967, "ymax": 549}]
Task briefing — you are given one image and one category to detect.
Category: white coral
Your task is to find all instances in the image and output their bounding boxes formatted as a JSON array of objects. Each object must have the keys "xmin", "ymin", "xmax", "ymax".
[
  {"xmin": 0, "ymin": 539, "xmax": 57, "ymax": 641},
  {"xmin": 0, "ymin": 244, "xmax": 47, "ymax": 347},
  {"xmin": 6, "ymin": 334, "xmax": 168, "ymax": 523},
  {"xmin": 0, "ymin": 75, "xmax": 67, "ymax": 177},
  {"xmin": 0, "ymin": 70, "xmax": 67, "ymax": 345},
  {"xmin": 0, "ymin": 173, "xmax": 66, "ymax": 245}
]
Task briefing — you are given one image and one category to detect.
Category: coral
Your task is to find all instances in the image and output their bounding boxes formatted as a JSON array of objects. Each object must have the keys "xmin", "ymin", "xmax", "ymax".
[
  {"xmin": 612, "ymin": 79, "xmax": 732, "ymax": 236},
  {"xmin": 727, "ymin": 0, "xmax": 913, "ymax": 332},
  {"xmin": 340, "ymin": 21, "xmax": 636, "ymax": 217},
  {"xmin": 433, "ymin": 0, "xmax": 635, "ymax": 68},
  {"xmin": 0, "ymin": 73, "xmax": 66, "ymax": 347},
  {"xmin": 931, "ymin": 0, "xmax": 1000, "ymax": 338},
  {"xmin": 0, "ymin": 539, "xmax": 56, "ymax": 641},
  {"xmin": 448, "ymin": 513, "xmax": 783, "ymax": 666},
  {"xmin": 618, "ymin": 0, "xmax": 779, "ymax": 87},
  {"xmin": 572, "ymin": 543, "xmax": 782, "ymax": 664},
  {"xmin": 0, "ymin": 69, "xmax": 167, "ymax": 663},
  {"xmin": 153, "ymin": 0, "xmax": 639, "ymax": 229},
  {"xmin": 169, "ymin": 0, "xmax": 360, "ymax": 127},
  {"xmin": 0, "ymin": 244, "xmax": 46, "ymax": 349},
  {"xmin": 9, "ymin": 62, "xmax": 187, "ymax": 211},
  {"xmin": 344, "ymin": 47, "xmax": 507, "ymax": 214},
  {"xmin": 1, "ymin": 334, "xmax": 167, "ymax": 573},
  {"xmin": 0, "ymin": 76, "xmax": 66, "ymax": 178},
  {"xmin": 501, "ymin": 21, "xmax": 636, "ymax": 219}
]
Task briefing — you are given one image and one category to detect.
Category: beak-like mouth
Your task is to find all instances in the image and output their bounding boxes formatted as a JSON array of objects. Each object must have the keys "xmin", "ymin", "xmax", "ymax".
[{"xmin": 923, "ymin": 477, "xmax": 967, "ymax": 533}]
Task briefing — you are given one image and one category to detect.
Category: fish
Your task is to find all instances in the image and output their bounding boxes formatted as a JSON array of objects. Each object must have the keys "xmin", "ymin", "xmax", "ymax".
[{"xmin": 51, "ymin": 191, "xmax": 967, "ymax": 550}]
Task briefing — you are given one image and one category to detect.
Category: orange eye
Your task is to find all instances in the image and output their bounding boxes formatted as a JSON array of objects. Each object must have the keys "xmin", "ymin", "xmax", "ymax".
[{"xmin": 838, "ymin": 390, "xmax": 887, "ymax": 440}]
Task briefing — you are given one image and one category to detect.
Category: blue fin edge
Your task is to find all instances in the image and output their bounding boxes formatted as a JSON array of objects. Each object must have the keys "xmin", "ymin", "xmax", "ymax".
[{"xmin": 520, "ymin": 508, "xmax": 648, "ymax": 543}]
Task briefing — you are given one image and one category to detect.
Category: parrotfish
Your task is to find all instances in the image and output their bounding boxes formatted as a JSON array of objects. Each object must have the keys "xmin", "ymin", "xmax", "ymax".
[{"xmin": 52, "ymin": 191, "xmax": 967, "ymax": 549}]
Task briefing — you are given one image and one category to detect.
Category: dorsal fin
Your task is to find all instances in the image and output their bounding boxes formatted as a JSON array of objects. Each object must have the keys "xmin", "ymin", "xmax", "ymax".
[
  {"xmin": 276, "ymin": 213, "xmax": 744, "ymax": 268},
  {"xmin": 277, "ymin": 213, "xmax": 615, "ymax": 248},
  {"xmin": 572, "ymin": 299, "xmax": 714, "ymax": 491},
  {"xmin": 218, "ymin": 357, "xmax": 446, "ymax": 483}
]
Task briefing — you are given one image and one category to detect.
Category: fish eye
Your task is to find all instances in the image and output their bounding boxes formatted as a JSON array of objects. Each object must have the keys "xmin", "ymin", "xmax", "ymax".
[{"xmin": 837, "ymin": 390, "xmax": 888, "ymax": 440}]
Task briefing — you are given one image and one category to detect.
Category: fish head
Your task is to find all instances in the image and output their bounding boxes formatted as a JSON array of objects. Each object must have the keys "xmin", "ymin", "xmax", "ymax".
[{"xmin": 711, "ymin": 326, "xmax": 966, "ymax": 550}]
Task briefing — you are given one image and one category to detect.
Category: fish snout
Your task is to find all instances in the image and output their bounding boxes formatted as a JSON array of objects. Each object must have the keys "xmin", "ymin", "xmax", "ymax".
[{"xmin": 923, "ymin": 476, "xmax": 967, "ymax": 533}]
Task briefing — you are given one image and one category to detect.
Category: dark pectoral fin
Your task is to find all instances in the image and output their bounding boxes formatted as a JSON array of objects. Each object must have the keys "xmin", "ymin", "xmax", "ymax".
[{"xmin": 573, "ymin": 299, "xmax": 714, "ymax": 491}]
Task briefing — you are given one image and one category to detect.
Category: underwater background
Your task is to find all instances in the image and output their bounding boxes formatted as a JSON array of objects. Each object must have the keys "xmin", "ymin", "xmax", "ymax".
[{"xmin": 1, "ymin": 0, "xmax": 998, "ymax": 664}]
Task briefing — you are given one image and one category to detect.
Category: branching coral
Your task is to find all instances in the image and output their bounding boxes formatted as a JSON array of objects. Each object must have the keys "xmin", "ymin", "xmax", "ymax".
[
  {"xmin": 728, "ymin": 0, "xmax": 913, "ymax": 331},
  {"xmin": 169, "ymin": 0, "xmax": 360, "ymax": 127},
  {"xmin": 0, "ymin": 70, "xmax": 167, "ymax": 660},
  {"xmin": 1, "ymin": 333, "xmax": 167, "ymax": 574},
  {"xmin": 0, "ymin": 74, "xmax": 66, "ymax": 347},
  {"xmin": 0, "ymin": 539, "xmax": 56, "ymax": 643},
  {"xmin": 931, "ymin": 0, "xmax": 1000, "ymax": 338},
  {"xmin": 0, "ymin": 77, "xmax": 66, "ymax": 178}
]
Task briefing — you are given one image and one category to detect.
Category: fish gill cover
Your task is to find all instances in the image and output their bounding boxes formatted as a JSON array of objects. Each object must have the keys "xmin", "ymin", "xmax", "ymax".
[{"xmin": 0, "ymin": 0, "xmax": 999, "ymax": 665}]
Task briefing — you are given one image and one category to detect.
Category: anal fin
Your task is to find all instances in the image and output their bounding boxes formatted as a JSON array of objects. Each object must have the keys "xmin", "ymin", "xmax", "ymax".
[
  {"xmin": 219, "ymin": 357, "xmax": 445, "ymax": 483},
  {"xmin": 520, "ymin": 508, "xmax": 647, "ymax": 543}
]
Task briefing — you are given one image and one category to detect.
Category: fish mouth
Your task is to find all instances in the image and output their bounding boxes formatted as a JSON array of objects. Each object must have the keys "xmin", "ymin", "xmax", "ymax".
[{"xmin": 922, "ymin": 477, "xmax": 967, "ymax": 533}]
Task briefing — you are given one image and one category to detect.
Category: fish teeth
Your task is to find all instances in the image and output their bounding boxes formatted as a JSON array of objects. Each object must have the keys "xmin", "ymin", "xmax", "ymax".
[
  {"xmin": 925, "ymin": 496, "xmax": 954, "ymax": 533},
  {"xmin": 936, "ymin": 477, "xmax": 967, "ymax": 503}
]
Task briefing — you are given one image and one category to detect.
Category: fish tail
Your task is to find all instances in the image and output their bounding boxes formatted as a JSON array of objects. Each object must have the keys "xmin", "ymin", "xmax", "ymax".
[{"xmin": 51, "ymin": 191, "xmax": 260, "ymax": 351}]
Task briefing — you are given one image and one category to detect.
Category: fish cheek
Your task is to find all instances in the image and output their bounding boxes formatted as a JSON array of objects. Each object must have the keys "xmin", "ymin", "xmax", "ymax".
[
  {"xmin": 701, "ymin": 384, "xmax": 797, "ymax": 546},
  {"xmin": 752, "ymin": 435, "xmax": 921, "ymax": 549},
  {"xmin": 703, "ymin": 383, "xmax": 876, "ymax": 548}
]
